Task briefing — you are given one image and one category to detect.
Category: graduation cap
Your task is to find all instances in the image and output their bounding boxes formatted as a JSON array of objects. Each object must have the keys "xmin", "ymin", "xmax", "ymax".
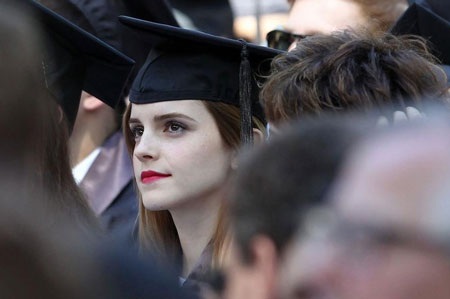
[
  {"xmin": 408, "ymin": 0, "xmax": 450, "ymax": 22},
  {"xmin": 390, "ymin": 3, "xmax": 450, "ymax": 85},
  {"xmin": 27, "ymin": 0, "xmax": 135, "ymax": 131},
  {"xmin": 119, "ymin": 16, "xmax": 283, "ymax": 145},
  {"xmin": 64, "ymin": 0, "xmax": 180, "ymax": 74},
  {"xmin": 121, "ymin": 0, "xmax": 179, "ymax": 27},
  {"xmin": 119, "ymin": 0, "xmax": 179, "ymax": 83},
  {"xmin": 40, "ymin": 0, "xmax": 179, "ymax": 111}
]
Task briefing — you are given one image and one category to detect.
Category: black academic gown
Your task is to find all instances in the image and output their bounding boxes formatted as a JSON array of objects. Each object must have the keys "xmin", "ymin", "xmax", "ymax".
[{"xmin": 79, "ymin": 131, "xmax": 138, "ymax": 243}]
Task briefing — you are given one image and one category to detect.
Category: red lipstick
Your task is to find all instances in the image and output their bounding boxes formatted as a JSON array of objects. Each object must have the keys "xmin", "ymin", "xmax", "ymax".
[{"xmin": 140, "ymin": 170, "xmax": 171, "ymax": 184}]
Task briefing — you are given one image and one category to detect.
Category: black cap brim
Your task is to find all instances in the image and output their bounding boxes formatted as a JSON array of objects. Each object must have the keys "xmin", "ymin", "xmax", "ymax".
[{"xmin": 118, "ymin": 16, "xmax": 281, "ymax": 61}]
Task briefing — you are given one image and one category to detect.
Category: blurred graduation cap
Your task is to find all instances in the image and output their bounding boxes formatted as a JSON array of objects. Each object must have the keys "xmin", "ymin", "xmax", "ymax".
[
  {"xmin": 68, "ymin": 0, "xmax": 179, "ymax": 85},
  {"xmin": 39, "ymin": 0, "xmax": 179, "ymax": 112},
  {"xmin": 390, "ymin": 2, "xmax": 450, "ymax": 85},
  {"xmin": 119, "ymin": 0, "xmax": 179, "ymax": 78},
  {"xmin": 169, "ymin": 0, "xmax": 234, "ymax": 37},
  {"xmin": 121, "ymin": 0, "xmax": 179, "ymax": 27},
  {"xmin": 27, "ymin": 0, "xmax": 135, "ymax": 131},
  {"xmin": 119, "ymin": 16, "xmax": 283, "ymax": 144}
]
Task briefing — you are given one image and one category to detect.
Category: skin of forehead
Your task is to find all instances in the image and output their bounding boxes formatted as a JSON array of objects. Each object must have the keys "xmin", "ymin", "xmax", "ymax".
[{"xmin": 285, "ymin": 0, "xmax": 367, "ymax": 35}]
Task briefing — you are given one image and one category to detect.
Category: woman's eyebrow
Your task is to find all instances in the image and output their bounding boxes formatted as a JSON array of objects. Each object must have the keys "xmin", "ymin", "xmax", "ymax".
[
  {"xmin": 154, "ymin": 113, "xmax": 197, "ymax": 123},
  {"xmin": 128, "ymin": 118, "xmax": 140, "ymax": 124},
  {"xmin": 129, "ymin": 113, "xmax": 198, "ymax": 125}
]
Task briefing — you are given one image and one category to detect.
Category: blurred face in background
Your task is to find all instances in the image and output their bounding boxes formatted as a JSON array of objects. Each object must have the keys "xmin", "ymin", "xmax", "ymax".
[{"xmin": 285, "ymin": 0, "xmax": 367, "ymax": 36}]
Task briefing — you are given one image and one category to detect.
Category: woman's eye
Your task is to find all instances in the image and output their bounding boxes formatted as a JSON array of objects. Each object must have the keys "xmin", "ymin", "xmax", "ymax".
[
  {"xmin": 165, "ymin": 121, "xmax": 186, "ymax": 134},
  {"xmin": 130, "ymin": 126, "xmax": 144, "ymax": 139}
]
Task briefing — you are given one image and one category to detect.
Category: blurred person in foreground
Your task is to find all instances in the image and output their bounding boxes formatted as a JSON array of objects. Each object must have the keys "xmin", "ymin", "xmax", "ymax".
[
  {"xmin": 261, "ymin": 30, "xmax": 449, "ymax": 136},
  {"xmin": 221, "ymin": 114, "xmax": 373, "ymax": 299},
  {"xmin": 278, "ymin": 107, "xmax": 450, "ymax": 299},
  {"xmin": 0, "ymin": 176, "xmax": 193, "ymax": 299},
  {"xmin": 27, "ymin": 0, "xmax": 135, "ymax": 233},
  {"xmin": 0, "ymin": 0, "xmax": 102, "ymax": 232}
]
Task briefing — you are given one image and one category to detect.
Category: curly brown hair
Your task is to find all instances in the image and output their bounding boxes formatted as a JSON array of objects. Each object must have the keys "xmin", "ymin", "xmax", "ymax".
[{"xmin": 260, "ymin": 30, "xmax": 449, "ymax": 125}]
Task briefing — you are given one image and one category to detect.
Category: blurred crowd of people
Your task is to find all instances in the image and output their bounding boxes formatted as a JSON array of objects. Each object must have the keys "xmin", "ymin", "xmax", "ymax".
[{"xmin": 1, "ymin": 0, "xmax": 450, "ymax": 298}]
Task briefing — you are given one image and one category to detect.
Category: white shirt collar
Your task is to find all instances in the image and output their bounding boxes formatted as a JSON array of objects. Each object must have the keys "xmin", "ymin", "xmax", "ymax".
[{"xmin": 72, "ymin": 148, "xmax": 101, "ymax": 184}]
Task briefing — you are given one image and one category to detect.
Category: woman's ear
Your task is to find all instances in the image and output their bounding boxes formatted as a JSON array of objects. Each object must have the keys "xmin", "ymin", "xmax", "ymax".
[
  {"xmin": 252, "ymin": 128, "xmax": 265, "ymax": 145},
  {"xmin": 82, "ymin": 93, "xmax": 104, "ymax": 112}
]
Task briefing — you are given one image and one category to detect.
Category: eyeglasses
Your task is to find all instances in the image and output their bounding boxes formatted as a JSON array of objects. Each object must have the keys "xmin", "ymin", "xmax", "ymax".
[{"xmin": 266, "ymin": 29, "xmax": 309, "ymax": 51}]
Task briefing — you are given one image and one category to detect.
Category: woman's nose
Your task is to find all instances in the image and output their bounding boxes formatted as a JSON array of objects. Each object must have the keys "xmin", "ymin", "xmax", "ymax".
[{"xmin": 133, "ymin": 131, "xmax": 158, "ymax": 161}]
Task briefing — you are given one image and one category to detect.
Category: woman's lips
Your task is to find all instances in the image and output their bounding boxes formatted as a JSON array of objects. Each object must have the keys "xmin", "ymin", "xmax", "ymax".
[{"xmin": 140, "ymin": 170, "xmax": 171, "ymax": 184}]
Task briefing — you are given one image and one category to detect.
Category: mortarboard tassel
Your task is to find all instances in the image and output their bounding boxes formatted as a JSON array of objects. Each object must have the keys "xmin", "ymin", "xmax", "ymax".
[{"xmin": 239, "ymin": 40, "xmax": 253, "ymax": 146}]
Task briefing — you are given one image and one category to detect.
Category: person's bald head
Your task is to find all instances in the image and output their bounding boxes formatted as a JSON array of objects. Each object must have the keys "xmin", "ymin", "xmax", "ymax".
[{"xmin": 332, "ymin": 119, "xmax": 450, "ymax": 236}]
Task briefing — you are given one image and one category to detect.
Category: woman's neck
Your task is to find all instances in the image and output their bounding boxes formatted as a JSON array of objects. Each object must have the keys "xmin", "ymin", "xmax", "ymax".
[{"xmin": 169, "ymin": 189, "xmax": 223, "ymax": 278}]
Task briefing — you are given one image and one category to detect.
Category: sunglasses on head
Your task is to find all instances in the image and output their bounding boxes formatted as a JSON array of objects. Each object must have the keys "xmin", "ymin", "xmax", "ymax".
[{"xmin": 266, "ymin": 29, "xmax": 309, "ymax": 51}]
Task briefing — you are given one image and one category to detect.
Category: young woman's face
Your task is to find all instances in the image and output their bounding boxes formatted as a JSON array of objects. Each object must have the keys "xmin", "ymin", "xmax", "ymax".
[{"xmin": 129, "ymin": 100, "xmax": 233, "ymax": 211}]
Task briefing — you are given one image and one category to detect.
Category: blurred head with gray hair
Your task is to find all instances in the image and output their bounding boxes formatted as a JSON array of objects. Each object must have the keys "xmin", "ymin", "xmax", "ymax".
[{"xmin": 278, "ymin": 104, "xmax": 450, "ymax": 299}]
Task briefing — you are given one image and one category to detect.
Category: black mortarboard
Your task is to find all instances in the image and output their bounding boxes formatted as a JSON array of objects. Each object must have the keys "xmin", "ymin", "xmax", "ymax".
[
  {"xmin": 66, "ymin": 0, "xmax": 179, "ymax": 79},
  {"xmin": 119, "ymin": 17, "xmax": 283, "ymax": 144},
  {"xmin": 390, "ymin": 3, "xmax": 450, "ymax": 85},
  {"xmin": 121, "ymin": 0, "xmax": 179, "ymax": 27},
  {"xmin": 40, "ymin": 0, "xmax": 179, "ymax": 110},
  {"xmin": 408, "ymin": 0, "xmax": 450, "ymax": 22},
  {"xmin": 27, "ymin": 0, "xmax": 135, "ymax": 131}
]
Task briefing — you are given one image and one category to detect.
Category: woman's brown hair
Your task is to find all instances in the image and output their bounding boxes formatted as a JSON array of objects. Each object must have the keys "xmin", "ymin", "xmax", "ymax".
[{"xmin": 123, "ymin": 101, "xmax": 265, "ymax": 272}]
